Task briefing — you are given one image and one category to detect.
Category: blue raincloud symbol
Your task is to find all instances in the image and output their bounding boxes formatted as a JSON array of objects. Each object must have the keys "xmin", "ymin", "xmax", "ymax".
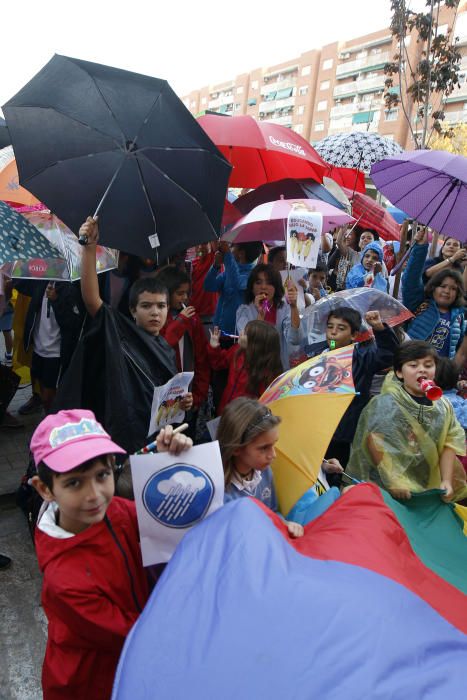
[{"xmin": 143, "ymin": 464, "xmax": 215, "ymax": 529}]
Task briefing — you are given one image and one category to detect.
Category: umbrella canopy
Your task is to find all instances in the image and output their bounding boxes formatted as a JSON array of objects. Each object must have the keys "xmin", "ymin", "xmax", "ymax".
[
  {"xmin": 301, "ymin": 288, "xmax": 413, "ymax": 346},
  {"xmin": 260, "ymin": 345, "xmax": 356, "ymax": 514},
  {"xmin": 326, "ymin": 165, "xmax": 366, "ymax": 194},
  {"xmin": 198, "ymin": 114, "xmax": 328, "ymax": 188},
  {"xmin": 0, "ymin": 146, "xmax": 40, "ymax": 206},
  {"xmin": 370, "ymin": 150, "xmax": 467, "ymax": 241},
  {"xmin": 386, "ymin": 205, "xmax": 409, "ymax": 224},
  {"xmin": 234, "ymin": 178, "xmax": 344, "ymax": 215},
  {"xmin": 0, "ymin": 200, "xmax": 61, "ymax": 264},
  {"xmin": 6, "ymin": 207, "xmax": 117, "ymax": 281},
  {"xmin": 223, "ymin": 198, "xmax": 354, "ymax": 244},
  {"xmin": 341, "ymin": 187, "xmax": 401, "ymax": 241},
  {"xmin": 315, "ymin": 132, "xmax": 403, "ymax": 174},
  {"xmin": 0, "ymin": 117, "xmax": 10, "ymax": 149},
  {"xmin": 3, "ymin": 55, "xmax": 231, "ymax": 260}
]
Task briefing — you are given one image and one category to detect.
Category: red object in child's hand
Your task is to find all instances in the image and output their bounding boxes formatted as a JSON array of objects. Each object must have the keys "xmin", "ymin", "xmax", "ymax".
[{"xmin": 418, "ymin": 378, "xmax": 443, "ymax": 401}]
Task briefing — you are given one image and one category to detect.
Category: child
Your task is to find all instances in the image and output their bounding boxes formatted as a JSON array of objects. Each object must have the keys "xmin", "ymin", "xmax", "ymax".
[
  {"xmin": 308, "ymin": 307, "xmax": 399, "ymax": 469},
  {"xmin": 345, "ymin": 242, "xmax": 388, "ymax": 292},
  {"xmin": 402, "ymin": 228, "xmax": 465, "ymax": 359},
  {"xmin": 307, "ymin": 263, "xmax": 329, "ymax": 303},
  {"xmin": 0, "ymin": 269, "xmax": 13, "ymax": 366},
  {"xmin": 58, "ymin": 217, "xmax": 193, "ymax": 454},
  {"xmin": 435, "ymin": 357, "xmax": 467, "ymax": 430},
  {"xmin": 348, "ymin": 341, "xmax": 467, "ymax": 502},
  {"xmin": 30, "ymin": 409, "xmax": 192, "ymax": 700},
  {"xmin": 217, "ymin": 397, "xmax": 304, "ymax": 537},
  {"xmin": 208, "ymin": 320, "xmax": 283, "ymax": 415},
  {"xmin": 155, "ymin": 265, "xmax": 210, "ymax": 415},
  {"xmin": 204, "ymin": 240, "xmax": 263, "ymax": 335},
  {"xmin": 236, "ymin": 264, "xmax": 303, "ymax": 370}
]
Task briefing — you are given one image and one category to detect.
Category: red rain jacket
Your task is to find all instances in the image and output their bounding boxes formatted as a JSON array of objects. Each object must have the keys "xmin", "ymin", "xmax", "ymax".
[
  {"xmin": 207, "ymin": 344, "xmax": 267, "ymax": 415},
  {"xmin": 162, "ymin": 310, "xmax": 210, "ymax": 409},
  {"xmin": 190, "ymin": 252, "xmax": 219, "ymax": 317},
  {"xmin": 35, "ymin": 497, "xmax": 149, "ymax": 700}
]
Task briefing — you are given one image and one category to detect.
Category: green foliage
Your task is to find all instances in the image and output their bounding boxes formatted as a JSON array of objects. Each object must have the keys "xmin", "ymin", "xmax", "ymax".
[{"xmin": 384, "ymin": 0, "xmax": 462, "ymax": 147}]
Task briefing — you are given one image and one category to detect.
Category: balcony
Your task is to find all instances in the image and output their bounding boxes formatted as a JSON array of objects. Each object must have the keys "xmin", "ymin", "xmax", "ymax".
[
  {"xmin": 263, "ymin": 115, "xmax": 293, "ymax": 127},
  {"xmin": 258, "ymin": 96, "xmax": 295, "ymax": 113},
  {"xmin": 330, "ymin": 101, "xmax": 376, "ymax": 118},
  {"xmin": 443, "ymin": 109, "xmax": 467, "ymax": 123},
  {"xmin": 208, "ymin": 93, "xmax": 234, "ymax": 109},
  {"xmin": 336, "ymin": 51, "xmax": 391, "ymax": 78},
  {"xmin": 328, "ymin": 110, "xmax": 381, "ymax": 135},
  {"xmin": 260, "ymin": 77, "xmax": 297, "ymax": 97},
  {"xmin": 444, "ymin": 80, "xmax": 467, "ymax": 102},
  {"xmin": 333, "ymin": 74, "xmax": 386, "ymax": 98}
]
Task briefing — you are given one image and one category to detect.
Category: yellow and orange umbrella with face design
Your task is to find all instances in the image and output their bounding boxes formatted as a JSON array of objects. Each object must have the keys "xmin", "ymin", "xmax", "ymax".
[{"xmin": 260, "ymin": 345, "xmax": 356, "ymax": 514}]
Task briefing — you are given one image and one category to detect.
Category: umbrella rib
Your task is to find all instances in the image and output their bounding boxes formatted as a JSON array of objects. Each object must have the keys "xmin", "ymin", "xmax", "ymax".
[
  {"xmin": 19, "ymin": 148, "xmax": 125, "ymax": 185},
  {"xmin": 84, "ymin": 74, "xmax": 128, "ymax": 144},
  {"xmin": 428, "ymin": 180, "xmax": 463, "ymax": 234},
  {"xmin": 408, "ymin": 175, "xmax": 456, "ymax": 223},
  {"xmin": 375, "ymin": 166, "xmax": 445, "ymax": 198},
  {"xmin": 136, "ymin": 151, "xmax": 218, "ymax": 235},
  {"xmin": 137, "ymin": 145, "xmax": 230, "ymax": 169},
  {"xmin": 133, "ymin": 156, "xmax": 158, "ymax": 233}
]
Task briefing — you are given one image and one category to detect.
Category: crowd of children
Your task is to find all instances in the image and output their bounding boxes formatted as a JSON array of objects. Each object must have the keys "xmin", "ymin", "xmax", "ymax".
[{"xmin": 2, "ymin": 213, "xmax": 467, "ymax": 699}]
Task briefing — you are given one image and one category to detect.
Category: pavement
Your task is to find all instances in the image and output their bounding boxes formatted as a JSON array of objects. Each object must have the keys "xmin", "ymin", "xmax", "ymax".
[{"xmin": 1, "ymin": 335, "xmax": 46, "ymax": 699}]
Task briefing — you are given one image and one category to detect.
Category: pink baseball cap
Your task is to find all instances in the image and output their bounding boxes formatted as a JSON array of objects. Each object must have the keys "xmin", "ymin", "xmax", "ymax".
[{"xmin": 31, "ymin": 409, "xmax": 126, "ymax": 473}]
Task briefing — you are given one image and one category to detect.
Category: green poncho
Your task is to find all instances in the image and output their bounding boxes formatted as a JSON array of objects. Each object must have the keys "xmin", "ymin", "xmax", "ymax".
[{"xmin": 348, "ymin": 373, "xmax": 467, "ymax": 502}]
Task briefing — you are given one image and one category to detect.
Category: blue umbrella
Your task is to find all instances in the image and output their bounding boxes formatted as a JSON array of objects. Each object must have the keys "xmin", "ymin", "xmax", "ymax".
[
  {"xmin": 386, "ymin": 205, "xmax": 408, "ymax": 224},
  {"xmin": 0, "ymin": 201, "xmax": 61, "ymax": 263}
]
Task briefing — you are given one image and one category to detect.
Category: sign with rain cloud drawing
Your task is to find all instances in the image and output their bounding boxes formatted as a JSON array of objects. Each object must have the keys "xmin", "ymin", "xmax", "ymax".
[{"xmin": 131, "ymin": 442, "xmax": 225, "ymax": 565}]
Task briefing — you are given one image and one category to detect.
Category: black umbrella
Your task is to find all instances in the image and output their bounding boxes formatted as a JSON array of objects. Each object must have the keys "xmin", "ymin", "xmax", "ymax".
[
  {"xmin": 0, "ymin": 117, "xmax": 11, "ymax": 149},
  {"xmin": 2, "ymin": 55, "xmax": 232, "ymax": 259}
]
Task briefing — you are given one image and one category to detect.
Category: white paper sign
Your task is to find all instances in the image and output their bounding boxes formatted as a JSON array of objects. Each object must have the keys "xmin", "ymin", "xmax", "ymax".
[
  {"xmin": 148, "ymin": 371, "xmax": 194, "ymax": 436},
  {"xmin": 131, "ymin": 442, "xmax": 225, "ymax": 565},
  {"xmin": 286, "ymin": 209, "xmax": 323, "ymax": 269}
]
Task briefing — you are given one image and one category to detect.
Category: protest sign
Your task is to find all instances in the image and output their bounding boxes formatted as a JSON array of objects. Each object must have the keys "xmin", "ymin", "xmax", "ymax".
[
  {"xmin": 280, "ymin": 268, "xmax": 307, "ymax": 310},
  {"xmin": 131, "ymin": 442, "xmax": 225, "ymax": 565},
  {"xmin": 148, "ymin": 371, "xmax": 194, "ymax": 436},
  {"xmin": 286, "ymin": 208, "xmax": 322, "ymax": 269}
]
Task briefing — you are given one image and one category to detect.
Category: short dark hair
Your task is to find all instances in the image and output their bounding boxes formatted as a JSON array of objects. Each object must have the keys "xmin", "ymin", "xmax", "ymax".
[
  {"xmin": 393, "ymin": 340, "xmax": 438, "ymax": 373},
  {"xmin": 425, "ymin": 269, "xmax": 465, "ymax": 308},
  {"xmin": 267, "ymin": 246, "xmax": 286, "ymax": 264},
  {"xmin": 129, "ymin": 277, "xmax": 169, "ymax": 310},
  {"xmin": 435, "ymin": 357, "xmax": 460, "ymax": 391},
  {"xmin": 37, "ymin": 455, "xmax": 115, "ymax": 492},
  {"xmin": 310, "ymin": 262, "xmax": 328, "ymax": 275},
  {"xmin": 327, "ymin": 307, "xmax": 362, "ymax": 334},
  {"xmin": 155, "ymin": 265, "xmax": 190, "ymax": 296},
  {"xmin": 245, "ymin": 264, "xmax": 284, "ymax": 307},
  {"xmin": 357, "ymin": 228, "xmax": 379, "ymax": 241},
  {"xmin": 235, "ymin": 241, "xmax": 263, "ymax": 264}
]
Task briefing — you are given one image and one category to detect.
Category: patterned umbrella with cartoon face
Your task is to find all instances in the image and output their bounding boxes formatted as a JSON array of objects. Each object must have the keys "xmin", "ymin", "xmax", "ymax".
[{"xmin": 315, "ymin": 132, "xmax": 403, "ymax": 174}]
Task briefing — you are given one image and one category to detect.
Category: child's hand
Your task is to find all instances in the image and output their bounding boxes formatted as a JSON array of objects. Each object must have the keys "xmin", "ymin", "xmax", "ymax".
[
  {"xmin": 285, "ymin": 283, "xmax": 298, "ymax": 308},
  {"xmin": 79, "ymin": 216, "xmax": 99, "ymax": 246},
  {"xmin": 254, "ymin": 293, "xmax": 268, "ymax": 318},
  {"xmin": 322, "ymin": 458, "xmax": 343, "ymax": 474},
  {"xmin": 156, "ymin": 425, "xmax": 193, "ymax": 455},
  {"xmin": 218, "ymin": 241, "xmax": 230, "ymax": 255},
  {"xmin": 180, "ymin": 305, "xmax": 196, "ymax": 320},
  {"xmin": 285, "ymin": 520, "xmax": 304, "ymax": 538},
  {"xmin": 389, "ymin": 487, "xmax": 412, "ymax": 500},
  {"xmin": 414, "ymin": 227, "xmax": 427, "ymax": 245},
  {"xmin": 373, "ymin": 262, "xmax": 382, "ymax": 275},
  {"xmin": 209, "ymin": 327, "xmax": 221, "ymax": 348},
  {"xmin": 311, "ymin": 287, "xmax": 321, "ymax": 302},
  {"xmin": 364, "ymin": 310, "xmax": 384, "ymax": 331},
  {"xmin": 179, "ymin": 392, "xmax": 193, "ymax": 412},
  {"xmin": 238, "ymin": 329, "xmax": 247, "ymax": 349},
  {"xmin": 297, "ymin": 278, "xmax": 307, "ymax": 289},
  {"xmin": 440, "ymin": 480, "xmax": 454, "ymax": 502},
  {"xmin": 214, "ymin": 250, "xmax": 224, "ymax": 268}
]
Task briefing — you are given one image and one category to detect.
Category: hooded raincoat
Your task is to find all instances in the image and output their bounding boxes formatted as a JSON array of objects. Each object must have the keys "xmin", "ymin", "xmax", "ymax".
[{"xmin": 345, "ymin": 242, "xmax": 388, "ymax": 292}]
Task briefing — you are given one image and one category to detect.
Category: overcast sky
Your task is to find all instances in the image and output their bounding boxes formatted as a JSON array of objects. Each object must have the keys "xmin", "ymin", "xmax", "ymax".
[{"xmin": 1, "ymin": 0, "xmax": 397, "ymax": 108}]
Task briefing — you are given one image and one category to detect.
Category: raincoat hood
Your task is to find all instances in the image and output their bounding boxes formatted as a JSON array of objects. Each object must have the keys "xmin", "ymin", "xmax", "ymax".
[{"xmin": 361, "ymin": 241, "xmax": 383, "ymax": 262}]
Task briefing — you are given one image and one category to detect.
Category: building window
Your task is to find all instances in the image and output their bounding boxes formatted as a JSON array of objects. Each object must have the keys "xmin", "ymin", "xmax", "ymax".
[
  {"xmin": 294, "ymin": 123, "xmax": 304, "ymax": 134},
  {"xmin": 251, "ymin": 80, "xmax": 258, "ymax": 90},
  {"xmin": 317, "ymin": 100, "xmax": 328, "ymax": 112},
  {"xmin": 236, "ymin": 86, "xmax": 244, "ymax": 94},
  {"xmin": 297, "ymin": 105, "xmax": 305, "ymax": 115},
  {"xmin": 247, "ymin": 98, "xmax": 257, "ymax": 106},
  {"xmin": 314, "ymin": 121, "xmax": 325, "ymax": 131},
  {"xmin": 234, "ymin": 103, "xmax": 242, "ymax": 111},
  {"xmin": 384, "ymin": 108, "xmax": 399, "ymax": 122},
  {"xmin": 320, "ymin": 80, "xmax": 330, "ymax": 90},
  {"xmin": 299, "ymin": 86, "xmax": 308, "ymax": 96},
  {"xmin": 301, "ymin": 65, "xmax": 311, "ymax": 76},
  {"xmin": 322, "ymin": 58, "xmax": 334, "ymax": 70}
]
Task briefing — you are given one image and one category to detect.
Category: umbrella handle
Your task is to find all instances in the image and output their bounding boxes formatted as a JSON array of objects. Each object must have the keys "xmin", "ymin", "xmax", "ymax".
[{"xmin": 78, "ymin": 158, "xmax": 126, "ymax": 245}]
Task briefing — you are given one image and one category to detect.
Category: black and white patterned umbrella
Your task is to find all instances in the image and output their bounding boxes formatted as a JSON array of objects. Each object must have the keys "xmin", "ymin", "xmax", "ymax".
[{"xmin": 315, "ymin": 132, "xmax": 403, "ymax": 174}]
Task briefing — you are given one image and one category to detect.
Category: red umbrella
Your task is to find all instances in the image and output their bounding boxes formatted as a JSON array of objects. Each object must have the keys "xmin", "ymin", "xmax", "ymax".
[
  {"xmin": 198, "ymin": 115, "xmax": 328, "ymax": 188},
  {"xmin": 327, "ymin": 166, "xmax": 366, "ymax": 194},
  {"xmin": 342, "ymin": 187, "xmax": 400, "ymax": 242},
  {"xmin": 222, "ymin": 199, "xmax": 242, "ymax": 228}
]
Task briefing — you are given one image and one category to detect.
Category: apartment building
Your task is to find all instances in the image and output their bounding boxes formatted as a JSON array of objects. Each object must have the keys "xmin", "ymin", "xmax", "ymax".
[{"xmin": 182, "ymin": 2, "xmax": 467, "ymax": 149}]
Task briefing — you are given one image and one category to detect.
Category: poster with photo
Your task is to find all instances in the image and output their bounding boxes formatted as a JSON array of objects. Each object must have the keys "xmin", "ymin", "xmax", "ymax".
[
  {"xmin": 131, "ymin": 442, "xmax": 225, "ymax": 565},
  {"xmin": 286, "ymin": 209, "xmax": 323, "ymax": 269},
  {"xmin": 148, "ymin": 371, "xmax": 194, "ymax": 436}
]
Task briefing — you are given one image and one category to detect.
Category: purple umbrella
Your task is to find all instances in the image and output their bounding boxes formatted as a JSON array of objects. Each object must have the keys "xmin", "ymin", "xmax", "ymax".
[
  {"xmin": 370, "ymin": 150, "xmax": 467, "ymax": 241},
  {"xmin": 221, "ymin": 199, "xmax": 354, "ymax": 244}
]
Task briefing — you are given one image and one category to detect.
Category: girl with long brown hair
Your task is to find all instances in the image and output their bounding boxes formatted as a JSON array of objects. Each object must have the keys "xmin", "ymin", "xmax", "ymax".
[{"xmin": 207, "ymin": 320, "xmax": 283, "ymax": 415}]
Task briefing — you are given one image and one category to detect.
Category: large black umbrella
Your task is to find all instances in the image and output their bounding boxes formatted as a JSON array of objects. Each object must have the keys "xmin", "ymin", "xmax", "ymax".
[
  {"xmin": 2, "ymin": 55, "xmax": 232, "ymax": 259},
  {"xmin": 0, "ymin": 117, "xmax": 11, "ymax": 149}
]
